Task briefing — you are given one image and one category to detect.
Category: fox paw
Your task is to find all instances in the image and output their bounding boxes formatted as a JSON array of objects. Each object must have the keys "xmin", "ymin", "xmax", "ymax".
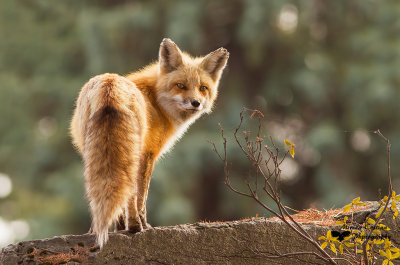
[
  {"xmin": 128, "ymin": 224, "xmax": 143, "ymax": 233},
  {"xmin": 139, "ymin": 213, "xmax": 152, "ymax": 229},
  {"xmin": 142, "ymin": 222, "xmax": 152, "ymax": 229}
]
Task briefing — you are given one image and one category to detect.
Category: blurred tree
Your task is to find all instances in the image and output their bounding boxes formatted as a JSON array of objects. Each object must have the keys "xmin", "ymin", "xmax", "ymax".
[{"xmin": 1, "ymin": 0, "xmax": 400, "ymax": 246}]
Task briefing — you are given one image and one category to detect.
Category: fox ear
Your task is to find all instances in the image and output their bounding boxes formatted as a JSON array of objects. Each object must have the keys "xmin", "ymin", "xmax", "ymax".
[
  {"xmin": 159, "ymin": 38, "xmax": 183, "ymax": 73},
  {"xmin": 201, "ymin": 48, "xmax": 229, "ymax": 81}
]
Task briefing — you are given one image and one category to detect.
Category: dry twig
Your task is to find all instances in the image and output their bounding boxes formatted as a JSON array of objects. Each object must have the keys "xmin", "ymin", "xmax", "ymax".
[{"xmin": 210, "ymin": 108, "xmax": 338, "ymax": 265}]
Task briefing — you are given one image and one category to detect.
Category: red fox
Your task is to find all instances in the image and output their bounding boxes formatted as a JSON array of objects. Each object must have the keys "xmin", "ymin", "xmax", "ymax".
[{"xmin": 70, "ymin": 38, "xmax": 229, "ymax": 247}]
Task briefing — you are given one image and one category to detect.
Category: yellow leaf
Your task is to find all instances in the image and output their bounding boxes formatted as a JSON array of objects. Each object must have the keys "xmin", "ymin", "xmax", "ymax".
[
  {"xmin": 392, "ymin": 252, "xmax": 400, "ymax": 259},
  {"xmin": 391, "ymin": 201, "xmax": 397, "ymax": 211},
  {"xmin": 357, "ymin": 249, "xmax": 363, "ymax": 254},
  {"xmin": 367, "ymin": 218, "xmax": 376, "ymax": 225},
  {"xmin": 372, "ymin": 229, "xmax": 381, "ymax": 235},
  {"xmin": 390, "ymin": 247, "xmax": 400, "ymax": 252},
  {"xmin": 384, "ymin": 238, "xmax": 392, "ymax": 248},
  {"xmin": 339, "ymin": 244, "xmax": 343, "ymax": 254},
  {"xmin": 343, "ymin": 204, "xmax": 352, "ymax": 213},
  {"xmin": 387, "ymin": 249, "xmax": 392, "ymax": 259},
  {"xmin": 380, "ymin": 250, "xmax": 388, "ymax": 257},
  {"xmin": 379, "ymin": 224, "xmax": 390, "ymax": 231},
  {"xmin": 289, "ymin": 147, "xmax": 295, "ymax": 158},
  {"xmin": 383, "ymin": 260, "xmax": 389, "ymax": 265},
  {"xmin": 388, "ymin": 261, "xmax": 393, "ymax": 265},
  {"xmin": 376, "ymin": 207, "xmax": 384, "ymax": 218},
  {"xmin": 366, "ymin": 243, "xmax": 371, "ymax": 251},
  {"xmin": 284, "ymin": 139, "xmax": 292, "ymax": 146},
  {"xmin": 326, "ymin": 230, "xmax": 332, "ymax": 240},
  {"xmin": 330, "ymin": 243, "xmax": 337, "ymax": 254},
  {"xmin": 344, "ymin": 242, "xmax": 355, "ymax": 247},
  {"xmin": 321, "ymin": 242, "xmax": 328, "ymax": 249},
  {"xmin": 318, "ymin": 236, "xmax": 326, "ymax": 241}
]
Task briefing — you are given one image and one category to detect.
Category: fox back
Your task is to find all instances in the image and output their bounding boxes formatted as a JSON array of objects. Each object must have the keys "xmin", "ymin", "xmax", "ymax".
[{"xmin": 70, "ymin": 38, "xmax": 229, "ymax": 248}]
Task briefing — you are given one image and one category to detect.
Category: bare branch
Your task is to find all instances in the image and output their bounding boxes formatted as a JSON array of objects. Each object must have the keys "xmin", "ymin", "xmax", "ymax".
[
  {"xmin": 211, "ymin": 109, "xmax": 338, "ymax": 265},
  {"xmin": 358, "ymin": 130, "xmax": 394, "ymax": 265}
]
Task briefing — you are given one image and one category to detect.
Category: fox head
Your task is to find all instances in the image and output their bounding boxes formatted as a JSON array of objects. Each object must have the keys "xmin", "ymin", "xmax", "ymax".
[{"xmin": 156, "ymin": 38, "xmax": 229, "ymax": 124}]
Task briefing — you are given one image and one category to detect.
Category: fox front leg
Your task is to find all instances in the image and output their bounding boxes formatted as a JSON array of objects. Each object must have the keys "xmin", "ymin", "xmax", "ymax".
[{"xmin": 126, "ymin": 193, "xmax": 142, "ymax": 232}]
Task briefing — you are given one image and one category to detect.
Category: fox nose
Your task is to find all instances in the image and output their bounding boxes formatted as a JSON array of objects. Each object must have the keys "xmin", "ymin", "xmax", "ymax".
[{"xmin": 191, "ymin": 100, "xmax": 200, "ymax": 108}]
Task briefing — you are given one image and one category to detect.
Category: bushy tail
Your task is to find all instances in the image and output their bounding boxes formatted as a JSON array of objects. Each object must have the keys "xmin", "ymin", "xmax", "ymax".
[{"xmin": 82, "ymin": 76, "xmax": 141, "ymax": 248}]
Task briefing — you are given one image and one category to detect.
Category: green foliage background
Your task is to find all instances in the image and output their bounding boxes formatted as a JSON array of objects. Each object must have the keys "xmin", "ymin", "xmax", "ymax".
[{"xmin": 1, "ymin": 0, "xmax": 400, "ymax": 245}]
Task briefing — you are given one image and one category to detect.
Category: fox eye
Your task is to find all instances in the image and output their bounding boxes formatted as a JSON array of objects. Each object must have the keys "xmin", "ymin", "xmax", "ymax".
[
  {"xmin": 200, "ymin": 85, "xmax": 208, "ymax": 92},
  {"xmin": 176, "ymin": 83, "xmax": 186, "ymax": 90}
]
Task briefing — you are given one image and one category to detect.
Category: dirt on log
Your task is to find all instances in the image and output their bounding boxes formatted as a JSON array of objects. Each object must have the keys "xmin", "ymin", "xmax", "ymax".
[{"xmin": 2, "ymin": 202, "xmax": 399, "ymax": 265}]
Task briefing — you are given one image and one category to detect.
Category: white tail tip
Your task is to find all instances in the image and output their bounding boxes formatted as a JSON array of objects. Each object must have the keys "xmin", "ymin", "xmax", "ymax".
[{"xmin": 97, "ymin": 229, "xmax": 109, "ymax": 249}]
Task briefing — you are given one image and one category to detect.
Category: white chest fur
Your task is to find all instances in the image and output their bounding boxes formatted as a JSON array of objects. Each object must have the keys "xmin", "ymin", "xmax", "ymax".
[{"xmin": 158, "ymin": 114, "xmax": 201, "ymax": 158}]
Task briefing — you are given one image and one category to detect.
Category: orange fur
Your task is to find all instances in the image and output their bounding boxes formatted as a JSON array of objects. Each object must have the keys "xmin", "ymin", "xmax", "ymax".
[{"xmin": 70, "ymin": 39, "xmax": 229, "ymax": 248}]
